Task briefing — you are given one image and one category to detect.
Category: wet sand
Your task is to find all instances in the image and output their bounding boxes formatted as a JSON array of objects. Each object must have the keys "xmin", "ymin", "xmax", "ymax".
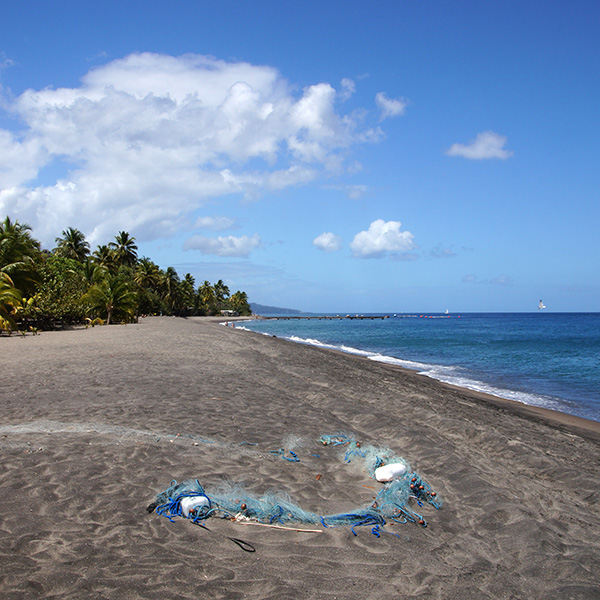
[{"xmin": 1, "ymin": 316, "xmax": 599, "ymax": 599}]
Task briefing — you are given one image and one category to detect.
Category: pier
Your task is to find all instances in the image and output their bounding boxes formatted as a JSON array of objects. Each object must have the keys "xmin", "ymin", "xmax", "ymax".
[{"xmin": 259, "ymin": 315, "xmax": 390, "ymax": 320}]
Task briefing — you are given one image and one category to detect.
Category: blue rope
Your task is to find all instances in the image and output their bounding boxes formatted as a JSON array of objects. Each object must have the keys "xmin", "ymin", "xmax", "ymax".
[
  {"xmin": 269, "ymin": 448, "xmax": 300, "ymax": 462},
  {"xmin": 152, "ymin": 436, "xmax": 442, "ymax": 537}
]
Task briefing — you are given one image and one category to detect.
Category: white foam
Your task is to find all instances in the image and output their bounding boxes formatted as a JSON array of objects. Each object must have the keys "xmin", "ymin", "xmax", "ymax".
[{"xmin": 243, "ymin": 326, "xmax": 571, "ymax": 416}]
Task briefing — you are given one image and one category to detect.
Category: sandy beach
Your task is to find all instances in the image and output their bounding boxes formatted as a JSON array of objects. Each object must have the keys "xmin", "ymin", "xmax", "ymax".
[{"xmin": 1, "ymin": 316, "xmax": 599, "ymax": 599}]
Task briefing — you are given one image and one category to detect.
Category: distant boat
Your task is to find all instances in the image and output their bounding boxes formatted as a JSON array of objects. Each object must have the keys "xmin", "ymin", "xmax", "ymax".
[
  {"xmin": 444, "ymin": 309, "xmax": 449, "ymax": 314},
  {"xmin": 538, "ymin": 300, "xmax": 546, "ymax": 310}
]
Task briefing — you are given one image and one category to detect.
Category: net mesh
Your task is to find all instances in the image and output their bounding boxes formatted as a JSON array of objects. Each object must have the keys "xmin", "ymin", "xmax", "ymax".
[{"xmin": 152, "ymin": 433, "xmax": 442, "ymax": 536}]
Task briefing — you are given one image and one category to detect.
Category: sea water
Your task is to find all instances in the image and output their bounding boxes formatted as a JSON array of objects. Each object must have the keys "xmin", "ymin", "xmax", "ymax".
[{"xmin": 239, "ymin": 313, "xmax": 600, "ymax": 423}]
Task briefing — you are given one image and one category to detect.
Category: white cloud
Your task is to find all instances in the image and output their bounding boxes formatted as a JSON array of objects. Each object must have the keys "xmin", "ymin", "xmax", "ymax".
[
  {"xmin": 375, "ymin": 92, "xmax": 407, "ymax": 120},
  {"xmin": 183, "ymin": 233, "xmax": 261, "ymax": 257},
  {"xmin": 350, "ymin": 219, "xmax": 416, "ymax": 258},
  {"xmin": 339, "ymin": 78, "xmax": 356, "ymax": 101},
  {"xmin": 446, "ymin": 131, "xmax": 513, "ymax": 160},
  {"xmin": 194, "ymin": 216, "xmax": 236, "ymax": 231},
  {"xmin": 313, "ymin": 232, "xmax": 342, "ymax": 252},
  {"xmin": 0, "ymin": 52, "xmax": 382, "ymax": 246}
]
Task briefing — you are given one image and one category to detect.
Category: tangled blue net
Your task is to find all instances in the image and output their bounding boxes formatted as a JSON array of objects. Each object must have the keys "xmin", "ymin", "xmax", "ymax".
[{"xmin": 151, "ymin": 434, "xmax": 442, "ymax": 537}]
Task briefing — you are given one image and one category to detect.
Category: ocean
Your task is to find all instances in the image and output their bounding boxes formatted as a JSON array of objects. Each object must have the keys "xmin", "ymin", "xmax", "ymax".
[{"xmin": 239, "ymin": 312, "xmax": 600, "ymax": 423}]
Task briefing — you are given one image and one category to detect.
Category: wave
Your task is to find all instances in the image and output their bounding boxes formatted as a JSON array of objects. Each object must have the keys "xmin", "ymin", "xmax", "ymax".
[{"xmin": 264, "ymin": 331, "xmax": 575, "ymax": 417}]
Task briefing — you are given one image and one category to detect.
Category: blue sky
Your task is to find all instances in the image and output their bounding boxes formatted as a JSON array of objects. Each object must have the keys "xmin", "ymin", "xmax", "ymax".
[{"xmin": 1, "ymin": 1, "xmax": 598, "ymax": 312}]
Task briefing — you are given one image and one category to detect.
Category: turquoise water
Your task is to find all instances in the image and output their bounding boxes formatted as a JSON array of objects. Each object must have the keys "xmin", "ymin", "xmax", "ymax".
[{"xmin": 239, "ymin": 313, "xmax": 600, "ymax": 422}]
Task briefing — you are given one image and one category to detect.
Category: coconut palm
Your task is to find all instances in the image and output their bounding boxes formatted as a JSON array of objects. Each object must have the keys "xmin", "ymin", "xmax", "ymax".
[
  {"xmin": 230, "ymin": 290, "xmax": 251, "ymax": 315},
  {"xmin": 81, "ymin": 258, "xmax": 107, "ymax": 286},
  {"xmin": 109, "ymin": 231, "xmax": 138, "ymax": 267},
  {"xmin": 0, "ymin": 216, "xmax": 41, "ymax": 295},
  {"xmin": 84, "ymin": 273, "xmax": 137, "ymax": 325},
  {"xmin": 93, "ymin": 245, "xmax": 117, "ymax": 273},
  {"xmin": 180, "ymin": 273, "xmax": 197, "ymax": 312},
  {"xmin": 54, "ymin": 227, "xmax": 90, "ymax": 262},
  {"xmin": 213, "ymin": 279, "xmax": 230, "ymax": 310},
  {"xmin": 0, "ymin": 272, "xmax": 22, "ymax": 333},
  {"xmin": 134, "ymin": 258, "xmax": 161, "ymax": 291},
  {"xmin": 161, "ymin": 266, "xmax": 183, "ymax": 313},
  {"xmin": 198, "ymin": 280, "xmax": 217, "ymax": 315}
]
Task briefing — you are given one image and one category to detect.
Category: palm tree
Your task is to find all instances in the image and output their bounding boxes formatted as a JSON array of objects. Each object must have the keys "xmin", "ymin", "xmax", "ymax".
[
  {"xmin": 0, "ymin": 272, "xmax": 22, "ymax": 334},
  {"xmin": 84, "ymin": 273, "xmax": 137, "ymax": 325},
  {"xmin": 0, "ymin": 216, "xmax": 41, "ymax": 295},
  {"xmin": 54, "ymin": 227, "xmax": 90, "ymax": 262},
  {"xmin": 93, "ymin": 245, "xmax": 117, "ymax": 273},
  {"xmin": 181, "ymin": 273, "xmax": 197, "ymax": 312},
  {"xmin": 82, "ymin": 258, "xmax": 107, "ymax": 286},
  {"xmin": 161, "ymin": 266, "xmax": 182, "ymax": 313},
  {"xmin": 109, "ymin": 231, "xmax": 138, "ymax": 267},
  {"xmin": 198, "ymin": 280, "xmax": 217, "ymax": 315},
  {"xmin": 134, "ymin": 258, "xmax": 161, "ymax": 291},
  {"xmin": 230, "ymin": 290, "xmax": 251, "ymax": 315},
  {"xmin": 213, "ymin": 279, "xmax": 230, "ymax": 311}
]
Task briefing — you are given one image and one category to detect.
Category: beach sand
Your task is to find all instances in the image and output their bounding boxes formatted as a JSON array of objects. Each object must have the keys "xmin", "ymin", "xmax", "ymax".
[{"xmin": 1, "ymin": 316, "xmax": 598, "ymax": 599}]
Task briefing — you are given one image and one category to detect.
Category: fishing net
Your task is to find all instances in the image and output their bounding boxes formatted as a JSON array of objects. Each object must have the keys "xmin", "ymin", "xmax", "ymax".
[{"xmin": 149, "ymin": 433, "xmax": 442, "ymax": 537}]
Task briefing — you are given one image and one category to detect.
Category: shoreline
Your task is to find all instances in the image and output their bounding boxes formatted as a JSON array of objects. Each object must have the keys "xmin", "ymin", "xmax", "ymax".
[
  {"xmin": 322, "ymin": 342, "xmax": 600, "ymax": 442},
  {"xmin": 238, "ymin": 317, "xmax": 600, "ymax": 434},
  {"xmin": 1, "ymin": 316, "xmax": 598, "ymax": 599}
]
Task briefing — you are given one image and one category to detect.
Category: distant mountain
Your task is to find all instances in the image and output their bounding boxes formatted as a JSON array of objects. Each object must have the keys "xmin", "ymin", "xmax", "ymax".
[{"xmin": 250, "ymin": 303, "xmax": 303, "ymax": 316}]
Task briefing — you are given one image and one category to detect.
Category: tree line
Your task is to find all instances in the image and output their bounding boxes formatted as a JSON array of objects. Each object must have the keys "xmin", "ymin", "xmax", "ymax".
[{"xmin": 0, "ymin": 217, "xmax": 252, "ymax": 334}]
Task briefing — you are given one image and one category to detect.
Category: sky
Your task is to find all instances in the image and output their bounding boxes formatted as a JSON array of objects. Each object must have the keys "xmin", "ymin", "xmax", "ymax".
[{"xmin": 1, "ymin": 0, "xmax": 598, "ymax": 313}]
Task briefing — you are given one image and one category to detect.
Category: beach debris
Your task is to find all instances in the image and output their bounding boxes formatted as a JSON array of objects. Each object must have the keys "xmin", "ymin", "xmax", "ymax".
[
  {"xmin": 180, "ymin": 494, "xmax": 210, "ymax": 518},
  {"xmin": 149, "ymin": 434, "xmax": 442, "ymax": 538},
  {"xmin": 269, "ymin": 448, "xmax": 300, "ymax": 462},
  {"xmin": 374, "ymin": 463, "xmax": 407, "ymax": 482}
]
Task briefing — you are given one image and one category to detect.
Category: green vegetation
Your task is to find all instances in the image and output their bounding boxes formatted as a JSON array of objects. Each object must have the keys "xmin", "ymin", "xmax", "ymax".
[{"xmin": 0, "ymin": 216, "xmax": 252, "ymax": 335}]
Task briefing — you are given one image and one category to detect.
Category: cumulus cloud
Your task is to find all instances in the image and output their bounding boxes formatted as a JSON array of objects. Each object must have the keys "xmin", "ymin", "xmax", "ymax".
[
  {"xmin": 194, "ymin": 216, "xmax": 236, "ymax": 231},
  {"xmin": 0, "ymin": 52, "xmax": 383, "ymax": 246},
  {"xmin": 375, "ymin": 92, "xmax": 408, "ymax": 120},
  {"xmin": 313, "ymin": 232, "xmax": 342, "ymax": 252},
  {"xmin": 446, "ymin": 131, "xmax": 513, "ymax": 160},
  {"xmin": 183, "ymin": 233, "xmax": 261, "ymax": 257},
  {"xmin": 350, "ymin": 219, "xmax": 416, "ymax": 258}
]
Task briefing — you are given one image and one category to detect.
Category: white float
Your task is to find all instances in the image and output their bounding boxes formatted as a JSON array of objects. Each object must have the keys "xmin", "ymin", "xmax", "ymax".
[
  {"xmin": 181, "ymin": 495, "xmax": 210, "ymax": 517},
  {"xmin": 374, "ymin": 463, "xmax": 407, "ymax": 482}
]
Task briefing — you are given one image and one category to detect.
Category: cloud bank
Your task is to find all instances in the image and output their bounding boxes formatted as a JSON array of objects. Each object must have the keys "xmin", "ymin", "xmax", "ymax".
[
  {"xmin": 446, "ymin": 131, "xmax": 513, "ymax": 160},
  {"xmin": 0, "ymin": 52, "xmax": 388, "ymax": 248}
]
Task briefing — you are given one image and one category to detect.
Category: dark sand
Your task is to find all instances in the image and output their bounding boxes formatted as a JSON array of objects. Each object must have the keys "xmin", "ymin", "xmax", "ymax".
[{"xmin": 1, "ymin": 316, "xmax": 599, "ymax": 599}]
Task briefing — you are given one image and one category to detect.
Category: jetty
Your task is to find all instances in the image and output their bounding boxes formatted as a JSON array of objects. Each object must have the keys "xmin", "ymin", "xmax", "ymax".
[{"xmin": 258, "ymin": 315, "xmax": 390, "ymax": 320}]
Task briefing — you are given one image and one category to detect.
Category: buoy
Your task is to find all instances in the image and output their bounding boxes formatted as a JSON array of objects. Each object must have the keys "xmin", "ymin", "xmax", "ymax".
[
  {"xmin": 375, "ymin": 463, "xmax": 407, "ymax": 482},
  {"xmin": 181, "ymin": 495, "xmax": 210, "ymax": 517}
]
